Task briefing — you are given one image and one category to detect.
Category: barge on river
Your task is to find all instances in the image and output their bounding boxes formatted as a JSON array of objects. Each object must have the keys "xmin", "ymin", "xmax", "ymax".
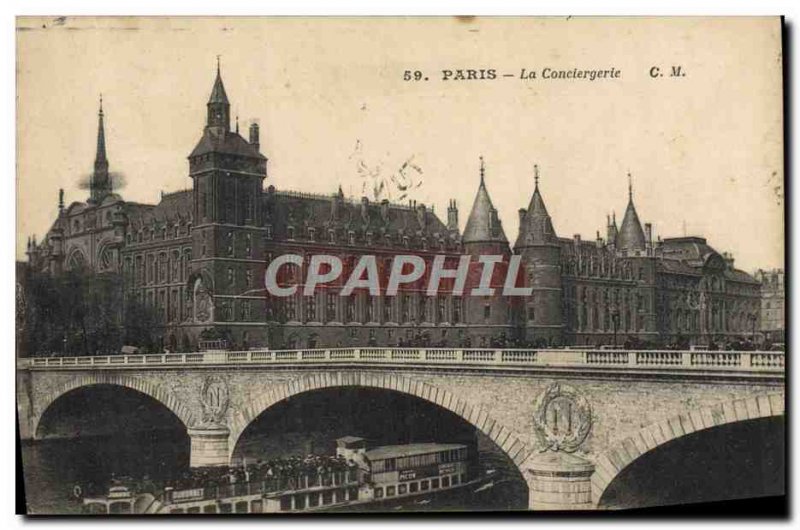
[{"xmin": 81, "ymin": 436, "xmax": 481, "ymax": 514}]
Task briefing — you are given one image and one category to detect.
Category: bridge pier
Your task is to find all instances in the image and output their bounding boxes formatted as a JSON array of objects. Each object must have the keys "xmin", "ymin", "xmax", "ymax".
[
  {"xmin": 525, "ymin": 452, "xmax": 595, "ymax": 511},
  {"xmin": 187, "ymin": 425, "xmax": 230, "ymax": 468}
]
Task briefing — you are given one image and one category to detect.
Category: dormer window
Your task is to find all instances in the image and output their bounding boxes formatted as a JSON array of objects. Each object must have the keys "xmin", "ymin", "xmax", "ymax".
[
  {"xmin": 287, "ymin": 226, "xmax": 295, "ymax": 240},
  {"xmin": 403, "ymin": 236, "xmax": 410, "ymax": 248},
  {"xmin": 366, "ymin": 231, "xmax": 374, "ymax": 245},
  {"xmin": 329, "ymin": 229, "xmax": 335, "ymax": 243},
  {"xmin": 308, "ymin": 227, "xmax": 316, "ymax": 241},
  {"xmin": 265, "ymin": 224, "xmax": 273, "ymax": 240},
  {"xmin": 348, "ymin": 231, "xmax": 356, "ymax": 245}
]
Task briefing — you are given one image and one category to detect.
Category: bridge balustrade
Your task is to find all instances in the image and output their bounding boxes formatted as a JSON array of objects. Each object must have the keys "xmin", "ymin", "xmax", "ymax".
[
  {"xmin": 635, "ymin": 351, "xmax": 682, "ymax": 366},
  {"xmin": 18, "ymin": 348, "xmax": 784, "ymax": 375}
]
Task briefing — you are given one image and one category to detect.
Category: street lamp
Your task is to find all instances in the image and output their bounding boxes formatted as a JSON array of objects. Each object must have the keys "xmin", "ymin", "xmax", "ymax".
[
  {"xmin": 610, "ymin": 304, "xmax": 620, "ymax": 348},
  {"xmin": 747, "ymin": 313, "xmax": 757, "ymax": 345}
]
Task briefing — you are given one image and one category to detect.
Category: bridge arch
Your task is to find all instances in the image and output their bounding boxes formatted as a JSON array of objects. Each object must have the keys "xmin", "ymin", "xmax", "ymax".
[
  {"xmin": 591, "ymin": 392, "xmax": 785, "ymax": 507},
  {"xmin": 33, "ymin": 373, "xmax": 196, "ymax": 439},
  {"xmin": 228, "ymin": 371, "xmax": 532, "ymax": 469}
]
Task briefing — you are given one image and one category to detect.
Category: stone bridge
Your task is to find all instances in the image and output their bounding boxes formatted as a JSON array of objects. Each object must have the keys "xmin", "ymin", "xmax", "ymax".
[{"xmin": 16, "ymin": 347, "xmax": 785, "ymax": 510}]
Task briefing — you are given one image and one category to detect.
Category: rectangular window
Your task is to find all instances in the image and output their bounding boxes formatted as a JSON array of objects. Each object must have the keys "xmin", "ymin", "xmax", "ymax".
[
  {"xmin": 398, "ymin": 484, "xmax": 407, "ymax": 495},
  {"xmin": 386, "ymin": 486, "xmax": 396, "ymax": 497},
  {"xmin": 431, "ymin": 478, "xmax": 440, "ymax": 489},
  {"xmin": 442, "ymin": 476, "xmax": 450, "ymax": 488},
  {"xmin": 375, "ymin": 487, "xmax": 384, "ymax": 499},
  {"xmin": 420, "ymin": 481, "xmax": 429, "ymax": 491},
  {"xmin": 409, "ymin": 482, "xmax": 419, "ymax": 493}
]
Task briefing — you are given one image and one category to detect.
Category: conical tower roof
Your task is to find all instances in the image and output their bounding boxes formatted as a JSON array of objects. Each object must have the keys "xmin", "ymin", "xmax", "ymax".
[
  {"xmin": 515, "ymin": 165, "xmax": 557, "ymax": 248},
  {"xmin": 208, "ymin": 59, "xmax": 229, "ymax": 105},
  {"xmin": 616, "ymin": 175, "xmax": 646, "ymax": 252},
  {"xmin": 462, "ymin": 157, "xmax": 508, "ymax": 244}
]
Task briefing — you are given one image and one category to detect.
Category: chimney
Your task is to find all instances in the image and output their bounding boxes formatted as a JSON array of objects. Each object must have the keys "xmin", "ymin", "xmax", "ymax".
[
  {"xmin": 573, "ymin": 234, "xmax": 581, "ymax": 247},
  {"xmin": 447, "ymin": 200, "xmax": 459, "ymax": 231},
  {"xmin": 596, "ymin": 230, "xmax": 603, "ymax": 248},
  {"xmin": 518, "ymin": 208, "xmax": 526, "ymax": 226},
  {"xmin": 380, "ymin": 199, "xmax": 390, "ymax": 221},
  {"xmin": 249, "ymin": 122, "xmax": 260, "ymax": 151},
  {"xmin": 361, "ymin": 196, "xmax": 369, "ymax": 220},
  {"xmin": 416, "ymin": 202, "xmax": 427, "ymax": 228},
  {"xmin": 58, "ymin": 189, "xmax": 64, "ymax": 214},
  {"xmin": 723, "ymin": 252, "xmax": 735, "ymax": 269}
]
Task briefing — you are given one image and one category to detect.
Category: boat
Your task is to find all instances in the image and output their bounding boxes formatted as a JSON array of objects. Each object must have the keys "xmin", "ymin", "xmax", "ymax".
[{"xmin": 79, "ymin": 436, "xmax": 488, "ymax": 514}]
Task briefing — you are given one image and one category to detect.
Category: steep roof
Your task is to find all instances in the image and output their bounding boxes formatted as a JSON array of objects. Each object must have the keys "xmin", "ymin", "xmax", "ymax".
[
  {"xmin": 263, "ymin": 188, "xmax": 454, "ymax": 248},
  {"xmin": 515, "ymin": 170, "xmax": 557, "ymax": 247},
  {"xmin": 616, "ymin": 195, "xmax": 646, "ymax": 252},
  {"xmin": 208, "ymin": 67, "xmax": 229, "ymax": 105},
  {"xmin": 123, "ymin": 190, "xmax": 193, "ymax": 229},
  {"xmin": 189, "ymin": 128, "xmax": 265, "ymax": 160},
  {"xmin": 462, "ymin": 168, "xmax": 508, "ymax": 245}
]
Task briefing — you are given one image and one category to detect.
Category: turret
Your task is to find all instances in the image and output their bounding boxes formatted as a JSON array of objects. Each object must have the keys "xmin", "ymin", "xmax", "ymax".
[
  {"xmin": 462, "ymin": 157, "xmax": 509, "ymax": 253},
  {"xmin": 206, "ymin": 57, "xmax": 230, "ymax": 132},
  {"xmin": 514, "ymin": 164, "xmax": 562, "ymax": 346},
  {"xmin": 615, "ymin": 173, "xmax": 647, "ymax": 255},
  {"xmin": 461, "ymin": 157, "xmax": 512, "ymax": 342}
]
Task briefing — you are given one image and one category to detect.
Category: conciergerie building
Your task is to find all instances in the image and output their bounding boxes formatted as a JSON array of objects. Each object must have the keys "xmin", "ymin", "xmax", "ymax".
[{"xmin": 24, "ymin": 66, "xmax": 762, "ymax": 352}]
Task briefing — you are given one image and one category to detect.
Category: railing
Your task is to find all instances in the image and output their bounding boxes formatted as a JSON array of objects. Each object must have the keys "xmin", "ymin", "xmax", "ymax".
[
  {"xmin": 21, "ymin": 348, "xmax": 785, "ymax": 374},
  {"xmin": 163, "ymin": 469, "xmax": 359, "ymax": 505}
]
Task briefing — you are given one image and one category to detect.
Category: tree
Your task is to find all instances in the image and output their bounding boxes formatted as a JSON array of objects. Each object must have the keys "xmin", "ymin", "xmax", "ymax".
[{"xmin": 18, "ymin": 268, "xmax": 161, "ymax": 357}]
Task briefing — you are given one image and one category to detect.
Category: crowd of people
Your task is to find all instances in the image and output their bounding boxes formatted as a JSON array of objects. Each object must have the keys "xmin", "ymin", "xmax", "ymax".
[{"xmin": 82, "ymin": 454, "xmax": 360, "ymax": 502}]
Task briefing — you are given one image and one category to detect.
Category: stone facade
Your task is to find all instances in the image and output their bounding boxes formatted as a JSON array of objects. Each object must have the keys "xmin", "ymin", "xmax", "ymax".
[
  {"xmin": 18, "ymin": 363, "xmax": 784, "ymax": 509},
  {"xmin": 24, "ymin": 67, "xmax": 762, "ymax": 352},
  {"xmin": 755, "ymin": 268, "xmax": 785, "ymax": 343}
]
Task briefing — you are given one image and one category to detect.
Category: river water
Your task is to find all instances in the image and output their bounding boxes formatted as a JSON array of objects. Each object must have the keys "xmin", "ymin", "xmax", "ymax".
[{"xmin": 20, "ymin": 429, "xmax": 528, "ymax": 514}]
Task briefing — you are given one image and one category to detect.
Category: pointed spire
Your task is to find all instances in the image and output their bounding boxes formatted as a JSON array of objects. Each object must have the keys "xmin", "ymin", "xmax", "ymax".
[
  {"xmin": 90, "ymin": 94, "xmax": 111, "ymax": 203},
  {"xmin": 463, "ymin": 159, "xmax": 508, "ymax": 245},
  {"xmin": 58, "ymin": 189, "xmax": 64, "ymax": 213},
  {"xmin": 628, "ymin": 171, "xmax": 634, "ymax": 201},
  {"xmin": 208, "ymin": 57, "xmax": 230, "ymax": 105},
  {"xmin": 616, "ymin": 171, "xmax": 646, "ymax": 252},
  {"xmin": 236, "ymin": 114, "xmax": 240, "ymax": 134},
  {"xmin": 95, "ymin": 94, "xmax": 107, "ymax": 166},
  {"xmin": 515, "ymin": 164, "xmax": 557, "ymax": 248}
]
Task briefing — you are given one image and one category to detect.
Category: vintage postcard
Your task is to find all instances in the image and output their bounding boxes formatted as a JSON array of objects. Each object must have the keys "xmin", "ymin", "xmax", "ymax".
[{"xmin": 15, "ymin": 16, "xmax": 785, "ymax": 514}]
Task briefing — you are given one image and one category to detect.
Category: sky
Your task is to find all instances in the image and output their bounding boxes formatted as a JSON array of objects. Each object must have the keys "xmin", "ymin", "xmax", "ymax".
[{"xmin": 16, "ymin": 16, "xmax": 784, "ymax": 272}]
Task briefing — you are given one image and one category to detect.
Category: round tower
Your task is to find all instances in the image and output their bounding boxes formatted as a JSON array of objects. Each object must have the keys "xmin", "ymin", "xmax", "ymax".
[
  {"xmin": 513, "ymin": 165, "xmax": 563, "ymax": 346},
  {"xmin": 461, "ymin": 157, "xmax": 513, "ymax": 347}
]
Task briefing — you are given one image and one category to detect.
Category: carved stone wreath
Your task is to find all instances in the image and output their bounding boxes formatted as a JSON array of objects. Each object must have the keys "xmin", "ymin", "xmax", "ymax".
[
  {"xmin": 532, "ymin": 382, "xmax": 592, "ymax": 453},
  {"xmin": 199, "ymin": 375, "xmax": 229, "ymax": 428}
]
